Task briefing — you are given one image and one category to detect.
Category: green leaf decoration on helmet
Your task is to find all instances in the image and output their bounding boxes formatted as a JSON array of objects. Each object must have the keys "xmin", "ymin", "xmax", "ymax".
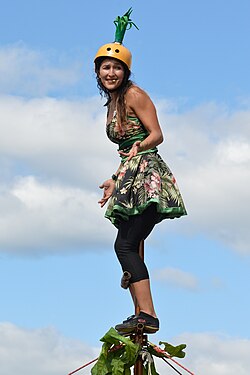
[
  {"xmin": 94, "ymin": 8, "xmax": 138, "ymax": 70},
  {"xmin": 114, "ymin": 7, "xmax": 139, "ymax": 44}
]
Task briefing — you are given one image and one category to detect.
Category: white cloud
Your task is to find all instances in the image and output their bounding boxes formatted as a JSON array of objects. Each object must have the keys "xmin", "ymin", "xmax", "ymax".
[
  {"xmin": 169, "ymin": 332, "xmax": 250, "ymax": 375},
  {"xmin": 217, "ymin": 140, "xmax": 250, "ymax": 164},
  {"xmin": 0, "ymin": 95, "xmax": 117, "ymax": 254},
  {"xmin": 0, "ymin": 176, "xmax": 114, "ymax": 254},
  {"xmin": 0, "ymin": 43, "xmax": 82, "ymax": 96},
  {"xmin": 1, "ymin": 94, "xmax": 250, "ymax": 254},
  {"xmin": 0, "ymin": 322, "xmax": 99, "ymax": 375},
  {"xmin": 153, "ymin": 267, "xmax": 198, "ymax": 290},
  {"xmin": 157, "ymin": 102, "xmax": 250, "ymax": 254},
  {"xmin": 0, "ymin": 95, "xmax": 116, "ymax": 186},
  {"xmin": 1, "ymin": 323, "xmax": 249, "ymax": 375}
]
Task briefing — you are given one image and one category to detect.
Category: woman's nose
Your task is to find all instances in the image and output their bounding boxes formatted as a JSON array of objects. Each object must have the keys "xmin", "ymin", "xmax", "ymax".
[{"xmin": 108, "ymin": 67, "xmax": 115, "ymax": 76}]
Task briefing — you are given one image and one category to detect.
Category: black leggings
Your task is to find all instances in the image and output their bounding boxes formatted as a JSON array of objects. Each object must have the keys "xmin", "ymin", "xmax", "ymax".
[{"xmin": 114, "ymin": 204, "xmax": 159, "ymax": 284}]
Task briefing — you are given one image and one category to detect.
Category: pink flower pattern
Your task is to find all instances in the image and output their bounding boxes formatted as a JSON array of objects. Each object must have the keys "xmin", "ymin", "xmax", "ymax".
[
  {"xmin": 144, "ymin": 172, "xmax": 162, "ymax": 198},
  {"xmin": 139, "ymin": 160, "xmax": 148, "ymax": 173}
]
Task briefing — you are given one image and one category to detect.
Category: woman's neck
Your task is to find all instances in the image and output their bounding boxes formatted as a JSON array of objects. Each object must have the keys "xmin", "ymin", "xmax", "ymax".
[{"xmin": 110, "ymin": 91, "xmax": 118, "ymax": 101}]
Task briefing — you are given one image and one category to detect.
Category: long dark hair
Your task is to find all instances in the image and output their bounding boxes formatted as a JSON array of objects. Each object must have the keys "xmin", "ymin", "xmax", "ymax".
[{"xmin": 95, "ymin": 57, "xmax": 133, "ymax": 133}]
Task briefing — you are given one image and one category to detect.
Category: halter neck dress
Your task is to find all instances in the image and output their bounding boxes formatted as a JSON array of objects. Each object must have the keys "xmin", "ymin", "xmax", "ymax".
[{"xmin": 105, "ymin": 111, "xmax": 187, "ymax": 227}]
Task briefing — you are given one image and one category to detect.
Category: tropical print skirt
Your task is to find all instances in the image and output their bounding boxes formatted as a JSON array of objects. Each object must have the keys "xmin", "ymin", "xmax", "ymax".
[{"xmin": 105, "ymin": 152, "xmax": 187, "ymax": 227}]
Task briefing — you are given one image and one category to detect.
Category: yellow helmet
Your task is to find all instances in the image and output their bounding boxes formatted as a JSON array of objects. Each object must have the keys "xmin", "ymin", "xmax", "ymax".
[
  {"xmin": 94, "ymin": 42, "xmax": 132, "ymax": 70},
  {"xmin": 94, "ymin": 8, "xmax": 138, "ymax": 71}
]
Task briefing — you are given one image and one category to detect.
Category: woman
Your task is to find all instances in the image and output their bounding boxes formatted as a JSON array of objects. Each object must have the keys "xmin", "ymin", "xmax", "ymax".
[{"xmin": 95, "ymin": 9, "xmax": 187, "ymax": 334}]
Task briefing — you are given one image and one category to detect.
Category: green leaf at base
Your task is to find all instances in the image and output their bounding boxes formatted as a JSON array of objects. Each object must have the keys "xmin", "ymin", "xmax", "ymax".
[
  {"xmin": 91, "ymin": 328, "xmax": 140, "ymax": 375},
  {"xmin": 159, "ymin": 341, "xmax": 186, "ymax": 358}
]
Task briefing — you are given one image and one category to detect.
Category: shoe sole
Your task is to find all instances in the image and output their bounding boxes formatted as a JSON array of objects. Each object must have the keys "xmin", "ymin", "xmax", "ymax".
[{"xmin": 116, "ymin": 323, "xmax": 159, "ymax": 334}]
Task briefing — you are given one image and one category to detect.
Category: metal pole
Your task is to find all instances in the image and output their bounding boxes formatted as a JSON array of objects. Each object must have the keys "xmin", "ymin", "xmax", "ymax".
[{"xmin": 134, "ymin": 240, "xmax": 145, "ymax": 375}]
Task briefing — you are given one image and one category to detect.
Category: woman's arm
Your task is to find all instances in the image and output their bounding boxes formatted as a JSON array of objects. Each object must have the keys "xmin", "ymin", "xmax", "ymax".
[
  {"xmin": 128, "ymin": 86, "xmax": 163, "ymax": 149},
  {"xmin": 98, "ymin": 163, "xmax": 122, "ymax": 207},
  {"xmin": 98, "ymin": 179, "xmax": 115, "ymax": 208},
  {"xmin": 119, "ymin": 86, "xmax": 164, "ymax": 160}
]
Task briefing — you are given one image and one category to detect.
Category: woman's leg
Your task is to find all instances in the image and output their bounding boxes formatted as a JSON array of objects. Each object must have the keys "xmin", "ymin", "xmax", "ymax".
[
  {"xmin": 129, "ymin": 284, "xmax": 137, "ymax": 308},
  {"xmin": 130, "ymin": 279, "xmax": 156, "ymax": 317},
  {"xmin": 114, "ymin": 204, "xmax": 159, "ymax": 317}
]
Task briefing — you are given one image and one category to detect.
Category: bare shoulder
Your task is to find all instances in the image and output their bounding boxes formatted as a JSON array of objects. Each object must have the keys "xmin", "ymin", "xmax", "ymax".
[
  {"xmin": 126, "ymin": 85, "xmax": 150, "ymax": 102},
  {"xmin": 125, "ymin": 85, "xmax": 153, "ymax": 114}
]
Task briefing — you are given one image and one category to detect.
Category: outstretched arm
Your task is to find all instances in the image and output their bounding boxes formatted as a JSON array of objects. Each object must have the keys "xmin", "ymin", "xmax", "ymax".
[
  {"xmin": 98, "ymin": 164, "xmax": 122, "ymax": 207},
  {"xmin": 98, "ymin": 179, "xmax": 115, "ymax": 208}
]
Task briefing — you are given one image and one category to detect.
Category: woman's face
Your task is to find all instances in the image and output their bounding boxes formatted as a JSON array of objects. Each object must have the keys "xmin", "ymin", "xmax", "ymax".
[{"xmin": 98, "ymin": 58, "xmax": 125, "ymax": 91}]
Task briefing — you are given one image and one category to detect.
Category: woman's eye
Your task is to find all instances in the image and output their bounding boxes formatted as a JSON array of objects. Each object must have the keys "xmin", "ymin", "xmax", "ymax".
[{"xmin": 101, "ymin": 65, "xmax": 110, "ymax": 69}]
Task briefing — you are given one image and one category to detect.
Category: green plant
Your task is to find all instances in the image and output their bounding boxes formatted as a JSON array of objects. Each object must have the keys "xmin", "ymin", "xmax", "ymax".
[{"xmin": 91, "ymin": 328, "xmax": 187, "ymax": 375}]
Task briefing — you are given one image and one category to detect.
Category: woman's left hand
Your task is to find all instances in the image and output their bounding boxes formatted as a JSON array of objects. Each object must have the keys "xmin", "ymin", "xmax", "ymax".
[
  {"xmin": 118, "ymin": 141, "xmax": 141, "ymax": 161},
  {"xmin": 98, "ymin": 179, "xmax": 115, "ymax": 208}
]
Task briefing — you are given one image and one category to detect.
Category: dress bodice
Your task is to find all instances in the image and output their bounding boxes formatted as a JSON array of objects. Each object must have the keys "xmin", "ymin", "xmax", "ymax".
[{"xmin": 106, "ymin": 111, "xmax": 149, "ymax": 147}]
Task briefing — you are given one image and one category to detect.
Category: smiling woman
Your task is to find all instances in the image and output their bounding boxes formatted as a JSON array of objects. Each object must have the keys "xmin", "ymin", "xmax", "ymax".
[
  {"xmin": 99, "ymin": 58, "xmax": 124, "ymax": 92},
  {"xmin": 94, "ymin": 8, "xmax": 187, "ymax": 335},
  {"xmin": 98, "ymin": 59, "xmax": 125, "ymax": 92}
]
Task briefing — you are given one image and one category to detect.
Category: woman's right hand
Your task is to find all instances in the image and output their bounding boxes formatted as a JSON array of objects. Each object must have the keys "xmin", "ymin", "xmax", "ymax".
[
  {"xmin": 118, "ymin": 141, "xmax": 141, "ymax": 161},
  {"xmin": 98, "ymin": 179, "xmax": 115, "ymax": 208}
]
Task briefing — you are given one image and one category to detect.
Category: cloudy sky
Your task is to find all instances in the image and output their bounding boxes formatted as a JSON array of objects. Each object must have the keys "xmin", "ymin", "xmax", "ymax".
[{"xmin": 1, "ymin": 0, "xmax": 250, "ymax": 374}]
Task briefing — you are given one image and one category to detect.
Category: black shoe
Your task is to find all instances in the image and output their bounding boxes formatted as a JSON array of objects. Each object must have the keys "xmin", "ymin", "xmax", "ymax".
[
  {"xmin": 115, "ymin": 312, "xmax": 159, "ymax": 334},
  {"xmin": 122, "ymin": 314, "xmax": 135, "ymax": 323}
]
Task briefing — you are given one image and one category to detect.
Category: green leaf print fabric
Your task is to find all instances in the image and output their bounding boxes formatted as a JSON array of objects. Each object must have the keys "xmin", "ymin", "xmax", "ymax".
[{"xmin": 105, "ymin": 113, "xmax": 187, "ymax": 227}]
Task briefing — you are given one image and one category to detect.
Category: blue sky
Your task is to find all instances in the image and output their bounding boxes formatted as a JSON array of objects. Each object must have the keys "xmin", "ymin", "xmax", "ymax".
[{"xmin": 1, "ymin": 1, "xmax": 250, "ymax": 374}]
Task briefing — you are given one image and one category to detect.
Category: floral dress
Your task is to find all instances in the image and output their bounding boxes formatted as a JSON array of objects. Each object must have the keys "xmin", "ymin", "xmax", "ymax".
[{"xmin": 105, "ymin": 112, "xmax": 187, "ymax": 227}]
